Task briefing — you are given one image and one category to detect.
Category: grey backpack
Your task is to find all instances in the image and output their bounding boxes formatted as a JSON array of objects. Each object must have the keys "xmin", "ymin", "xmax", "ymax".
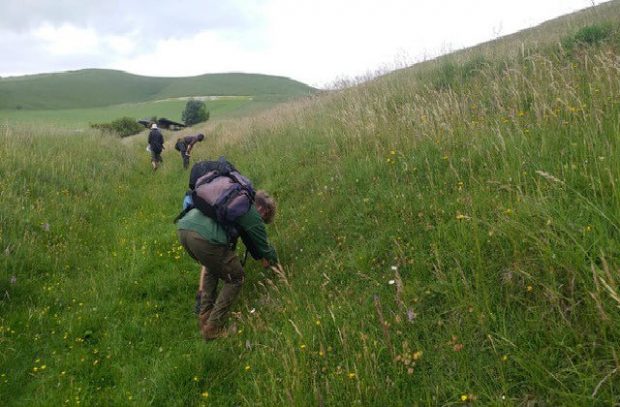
[
  {"xmin": 174, "ymin": 157, "xmax": 255, "ymax": 230},
  {"xmin": 193, "ymin": 172, "xmax": 254, "ymax": 224}
]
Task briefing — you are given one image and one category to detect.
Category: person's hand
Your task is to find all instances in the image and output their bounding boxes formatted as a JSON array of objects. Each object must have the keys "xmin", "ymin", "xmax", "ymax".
[
  {"xmin": 261, "ymin": 258, "xmax": 270, "ymax": 269},
  {"xmin": 269, "ymin": 263, "xmax": 288, "ymax": 285},
  {"xmin": 270, "ymin": 263, "xmax": 284, "ymax": 275}
]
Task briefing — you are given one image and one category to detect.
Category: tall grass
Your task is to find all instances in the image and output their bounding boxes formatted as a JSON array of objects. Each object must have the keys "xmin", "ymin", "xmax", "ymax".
[{"xmin": 3, "ymin": 23, "xmax": 620, "ymax": 407}]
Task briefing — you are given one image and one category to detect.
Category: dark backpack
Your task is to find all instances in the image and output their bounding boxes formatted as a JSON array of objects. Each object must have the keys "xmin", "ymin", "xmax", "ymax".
[{"xmin": 174, "ymin": 157, "xmax": 255, "ymax": 227}]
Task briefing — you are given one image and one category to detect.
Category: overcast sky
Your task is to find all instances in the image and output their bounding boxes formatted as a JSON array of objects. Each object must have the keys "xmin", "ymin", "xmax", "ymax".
[{"xmin": 0, "ymin": 0, "xmax": 607, "ymax": 88}]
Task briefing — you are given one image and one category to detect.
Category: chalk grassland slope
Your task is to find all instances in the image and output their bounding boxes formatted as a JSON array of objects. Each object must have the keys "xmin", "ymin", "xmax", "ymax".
[
  {"xmin": 0, "ymin": 98, "xmax": 254, "ymax": 129},
  {"xmin": 383, "ymin": 0, "xmax": 620, "ymax": 83},
  {"xmin": 3, "ymin": 3, "xmax": 620, "ymax": 407},
  {"xmin": 463, "ymin": 0, "xmax": 620, "ymax": 54},
  {"xmin": 0, "ymin": 95, "xmax": 293, "ymax": 130},
  {"xmin": 0, "ymin": 70, "xmax": 316, "ymax": 110}
]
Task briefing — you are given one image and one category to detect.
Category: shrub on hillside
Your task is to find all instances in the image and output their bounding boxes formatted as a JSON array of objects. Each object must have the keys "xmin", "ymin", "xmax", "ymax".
[
  {"xmin": 430, "ymin": 55, "xmax": 488, "ymax": 90},
  {"xmin": 562, "ymin": 23, "xmax": 614, "ymax": 52},
  {"xmin": 574, "ymin": 23, "xmax": 613, "ymax": 45},
  {"xmin": 91, "ymin": 116, "xmax": 144, "ymax": 138},
  {"xmin": 182, "ymin": 99, "xmax": 210, "ymax": 126}
]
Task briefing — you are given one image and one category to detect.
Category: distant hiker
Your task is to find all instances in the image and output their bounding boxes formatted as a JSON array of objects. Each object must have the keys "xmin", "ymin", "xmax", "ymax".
[
  {"xmin": 147, "ymin": 123, "xmax": 164, "ymax": 171},
  {"xmin": 176, "ymin": 158, "xmax": 280, "ymax": 340},
  {"xmin": 175, "ymin": 133, "xmax": 205, "ymax": 169}
]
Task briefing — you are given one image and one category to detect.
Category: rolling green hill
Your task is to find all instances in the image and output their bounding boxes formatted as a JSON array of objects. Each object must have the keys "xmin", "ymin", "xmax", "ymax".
[{"xmin": 0, "ymin": 69, "xmax": 316, "ymax": 110}]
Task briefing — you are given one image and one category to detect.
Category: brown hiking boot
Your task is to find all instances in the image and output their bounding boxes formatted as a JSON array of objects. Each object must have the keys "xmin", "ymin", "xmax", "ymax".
[
  {"xmin": 198, "ymin": 310, "xmax": 212, "ymax": 330},
  {"xmin": 201, "ymin": 322, "xmax": 227, "ymax": 341}
]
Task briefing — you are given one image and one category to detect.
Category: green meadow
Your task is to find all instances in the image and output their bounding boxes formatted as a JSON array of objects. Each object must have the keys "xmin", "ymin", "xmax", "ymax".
[
  {"xmin": 0, "ymin": 69, "xmax": 317, "ymax": 130},
  {"xmin": 3, "ymin": 2, "xmax": 620, "ymax": 406},
  {"xmin": 0, "ymin": 98, "xmax": 254, "ymax": 129}
]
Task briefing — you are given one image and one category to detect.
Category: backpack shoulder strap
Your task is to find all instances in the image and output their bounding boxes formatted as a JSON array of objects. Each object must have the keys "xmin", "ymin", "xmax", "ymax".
[{"xmin": 173, "ymin": 204, "xmax": 194, "ymax": 223}]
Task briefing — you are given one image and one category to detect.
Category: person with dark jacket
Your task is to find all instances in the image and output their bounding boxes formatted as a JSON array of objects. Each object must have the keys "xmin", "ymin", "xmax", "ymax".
[
  {"xmin": 147, "ymin": 123, "xmax": 164, "ymax": 171},
  {"xmin": 176, "ymin": 190, "xmax": 280, "ymax": 340},
  {"xmin": 175, "ymin": 134, "xmax": 205, "ymax": 169}
]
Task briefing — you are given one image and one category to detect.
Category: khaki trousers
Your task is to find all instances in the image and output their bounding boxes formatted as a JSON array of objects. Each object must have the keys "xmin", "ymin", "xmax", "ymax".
[{"xmin": 177, "ymin": 229, "xmax": 244, "ymax": 328}]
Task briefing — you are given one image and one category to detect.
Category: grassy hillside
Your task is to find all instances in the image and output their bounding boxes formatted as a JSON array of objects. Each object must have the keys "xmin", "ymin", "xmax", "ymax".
[
  {"xmin": 381, "ymin": 0, "xmax": 620, "ymax": 87},
  {"xmin": 0, "ymin": 69, "xmax": 315, "ymax": 110},
  {"xmin": 3, "ymin": 3, "xmax": 620, "ymax": 406},
  {"xmin": 0, "ymin": 98, "xmax": 253, "ymax": 129}
]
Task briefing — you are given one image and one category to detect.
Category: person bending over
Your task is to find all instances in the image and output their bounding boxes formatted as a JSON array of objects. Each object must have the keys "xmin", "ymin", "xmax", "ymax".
[
  {"xmin": 177, "ymin": 190, "xmax": 280, "ymax": 340},
  {"xmin": 175, "ymin": 134, "xmax": 204, "ymax": 169}
]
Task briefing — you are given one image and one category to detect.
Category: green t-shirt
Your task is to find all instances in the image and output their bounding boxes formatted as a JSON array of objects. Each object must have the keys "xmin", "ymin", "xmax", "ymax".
[{"xmin": 177, "ymin": 206, "xmax": 278, "ymax": 264}]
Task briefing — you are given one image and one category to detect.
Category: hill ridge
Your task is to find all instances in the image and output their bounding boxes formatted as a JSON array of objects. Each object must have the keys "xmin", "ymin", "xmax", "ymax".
[{"xmin": 0, "ymin": 69, "xmax": 316, "ymax": 110}]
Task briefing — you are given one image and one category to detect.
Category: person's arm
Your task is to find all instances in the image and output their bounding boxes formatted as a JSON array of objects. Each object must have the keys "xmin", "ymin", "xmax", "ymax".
[
  {"xmin": 186, "ymin": 139, "xmax": 196, "ymax": 155},
  {"xmin": 236, "ymin": 206, "xmax": 278, "ymax": 266}
]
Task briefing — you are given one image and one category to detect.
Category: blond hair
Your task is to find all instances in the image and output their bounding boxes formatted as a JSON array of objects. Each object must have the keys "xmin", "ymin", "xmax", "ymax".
[{"xmin": 255, "ymin": 190, "xmax": 276, "ymax": 224}]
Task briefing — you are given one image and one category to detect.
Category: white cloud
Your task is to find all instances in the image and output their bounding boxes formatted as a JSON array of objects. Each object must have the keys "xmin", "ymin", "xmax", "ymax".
[
  {"xmin": 105, "ymin": 34, "xmax": 138, "ymax": 56},
  {"xmin": 111, "ymin": 30, "xmax": 265, "ymax": 77},
  {"xmin": 0, "ymin": 0, "xmax": 610, "ymax": 87},
  {"xmin": 33, "ymin": 23, "xmax": 99, "ymax": 56}
]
